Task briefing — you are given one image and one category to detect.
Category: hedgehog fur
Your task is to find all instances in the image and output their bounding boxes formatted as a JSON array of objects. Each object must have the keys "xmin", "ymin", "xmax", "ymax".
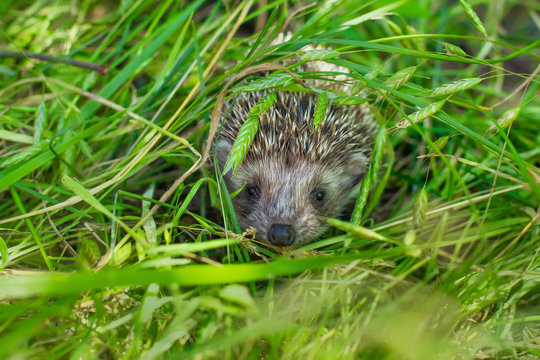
[{"xmin": 216, "ymin": 87, "xmax": 377, "ymax": 248}]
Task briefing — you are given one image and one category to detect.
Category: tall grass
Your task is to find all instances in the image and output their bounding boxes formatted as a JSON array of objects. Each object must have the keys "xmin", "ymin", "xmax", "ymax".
[{"xmin": 0, "ymin": 0, "xmax": 538, "ymax": 359}]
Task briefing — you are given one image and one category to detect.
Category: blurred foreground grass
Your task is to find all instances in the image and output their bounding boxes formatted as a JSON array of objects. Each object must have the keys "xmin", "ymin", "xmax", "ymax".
[{"xmin": 0, "ymin": 0, "xmax": 539, "ymax": 359}]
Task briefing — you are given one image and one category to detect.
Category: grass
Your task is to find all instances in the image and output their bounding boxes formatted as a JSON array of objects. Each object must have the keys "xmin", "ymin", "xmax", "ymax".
[{"xmin": 0, "ymin": 0, "xmax": 539, "ymax": 359}]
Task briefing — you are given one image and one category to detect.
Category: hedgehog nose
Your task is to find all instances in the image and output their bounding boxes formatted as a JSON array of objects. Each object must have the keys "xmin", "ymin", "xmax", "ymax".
[{"xmin": 268, "ymin": 224, "xmax": 295, "ymax": 246}]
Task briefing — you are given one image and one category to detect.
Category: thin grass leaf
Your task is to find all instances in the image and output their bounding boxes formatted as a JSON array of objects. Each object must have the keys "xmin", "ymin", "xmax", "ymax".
[
  {"xmin": 370, "ymin": 125, "xmax": 387, "ymax": 184},
  {"xmin": 300, "ymin": 48, "xmax": 340, "ymax": 61},
  {"xmin": 0, "ymin": 236, "xmax": 8, "ymax": 270},
  {"xmin": 171, "ymin": 177, "xmax": 208, "ymax": 227},
  {"xmin": 313, "ymin": 92, "xmax": 328, "ymax": 129},
  {"xmin": 223, "ymin": 93, "xmax": 276, "ymax": 175},
  {"xmin": 34, "ymin": 101, "xmax": 46, "ymax": 145},
  {"xmin": 340, "ymin": 0, "xmax": 408, "ymax": 27},
  {"xmin": 0, "ymin": 254, "xmax": 368, "ymax": 299},
  {"xmin": 385, "ymin": 19, "xmax": 404, "ymax": 36},
  {"xmin": 0, "ymin": 121, "xmax": 105, "ymax": 192},
  {"xmin": 139, "ymin": 305, "xmax": 198, "ymax": 359},
  {"xmin": 0, "ymin": 141, "xmax": 49, "ymax": 169},
  {"xmin": 142, "ymin": 184, "xmax": 157, "ymax": 246},
  {"xmin": 0, "ymin": 129, "xmax": 33, "ymax": 144},
  {"xmin": 352, "ymin": 63, "xmax": 384, "ymax": 94},
  {"xmin": 147, "ymin": 238, "xmax": 239, "ymax": 255},
  {"xmin": 403, "ymin": 229, "xmax": 415, "ymax": 246},
  {"xmin": 135, "ymin": 283, "xmax": 162, "ymax": 327},
  {"xmin": 78, "ymin": 239, "xmax": 101, "ymax": 267},
  {"xmin": 337, "ymin": 56, "xmax": 521, "ymax": 157},
  {"xmin": 458, "ymin": 0, "xmax": 488, "ymax": 37},
  {"xmin": 192, "ymin": 22, "xmax": 206, "ymax": 93},
  {"xmin": 150, "ymin": 12, "xmax": 193, "ymax": 92},
  {"xmin": 488, "ymin": 107, "xmax": 520, "ymax": 135},
  {"xmin": 324, "ymin": 38, "xmax": 535, "ymax": 65},
  {"xmin": 245, "ymin": 6, "xmax": 279, "ymax": 59},
  {"xmin": 217, "ymin": 173, "xmax": 242, "ymax": 235},
  {"xmin": 236, "ymin": 73, "xmax": 296, "ymax": 92},
  {"xmin": 0, "ymin": 65, "xmax": 16, "ymax": 77},
  {"xmin": 428, "ymin": 136, "xmax": 449, "ymax": 154},
  {"xmin": 406, "ymin": 25, "xmax": 426, "ymax": 52},
  {"xmin": 395, "ymin": 100, "xmax": 445, "ymax": 128},
  {"xmin": 383, "ymin": 66, "xmax": 417, "ymax": 91},
  {"xmin": 350, "ymin": 108, "xmax": 389, "ymax": 224},
  {"xmin": 113, "ymin": 242, "xmax": 132, "ymax": 266},
  {"xmin": 249, "ymin": 91, "xmax": 277, "ymax": 116},
  {"xmin": 454, "ymin": 157, "xmax": 525, "ymax": 185},
  {"xmin": 431, "ymin": 78, "xmax": 482, "ymax": 97},
  {"xmin": 377, "ymin": 65, "xmax": 417, "ymax": 102},
  {"xmin": 223, "ymin": 116, "xmax": 259, "ymax": 176},
  {"xmin": 413, "ymin": 188, "xmax": 428, "ymax": 229},
  {"xmin": 403, "ymin": 230, "xmax": 422, "ymax": 257},
  {"xmin": 13, "ymin": 181, "xmax": 88, "ymax": 219},
  {"xmin": 79, "ymin": 0, "xmax": 205, "ymax": 119},
  {"xmin": 9, "ymin": 186, "xmax": 53, "ymax": 270},
  {"xmin": 229, "ymin": 182, "xmax": 247, "ymax": 199},
  {"xmin": 350, "ymin": 173, "xmax": 371, "ymax": 225},
  {"xmin": 62, "ymin": 174, "xmax": 144, "ymax": 245},
  {"xmin": 331, "ymin": 95, "xmax": 369, "ymax": 105},
  {"xmin": 364, "ymin": 133, "xmax": 394, "ymax": 218},
  {"xmin": 327, "ymin": 218, "xmax": 391, "ymax": 242},
  {"xmin": 441, "ymin": 42, "xmax": 468, "ymax": 57},
  {"xmin": 219, "ymin": 284, "xmax": 258, "ymax": 312}
]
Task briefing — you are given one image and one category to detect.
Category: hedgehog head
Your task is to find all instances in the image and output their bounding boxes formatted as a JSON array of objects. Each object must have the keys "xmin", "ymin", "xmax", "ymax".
[{"xmin": 216, "ymin": 91, "xmax": 375, "ymax": 248}]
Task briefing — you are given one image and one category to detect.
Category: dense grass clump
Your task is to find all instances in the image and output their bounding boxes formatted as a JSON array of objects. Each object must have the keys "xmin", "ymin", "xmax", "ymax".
[{"xmin": 0, "ymin": 0, "xmax": 539, "ymax": 359}]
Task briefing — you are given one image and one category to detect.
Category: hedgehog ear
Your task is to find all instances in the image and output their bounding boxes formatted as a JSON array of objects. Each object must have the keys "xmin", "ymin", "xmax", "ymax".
[
  {"xmin": 216, "ymin": 139, "xmax": 233, "ymax": 172},
  {"xmin": 341, "ymin": 153, "xmax": 370, "ymax": 189}
]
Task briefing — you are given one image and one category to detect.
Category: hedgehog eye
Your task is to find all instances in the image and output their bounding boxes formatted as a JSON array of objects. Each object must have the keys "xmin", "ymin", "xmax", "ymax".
[
  {"xmin": 246, "ymin": 185, "xmax": 259, "ymax": 198},
  {"xmin": 314, "ymin": 191, "xmax": 325, "ymax": 202}
]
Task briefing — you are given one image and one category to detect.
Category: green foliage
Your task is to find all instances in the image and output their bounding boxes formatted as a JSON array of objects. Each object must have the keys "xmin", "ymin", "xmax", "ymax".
[
  {"xmin": 379, "ymin": 65, "xmax": 417, "ymax": 97},
  {"xmin": 457, "ymin": 0, "xmax": 489, "ymax": 37},
  {"xmin": 431, "ymin": 77, "xmax": 483, "ymax": 97},
  {"xmin": 235, "ymin": 73, "xmax": 296, "ymax": 92},
  {"xmin": 352, "ymin": 62, "xmax": 384, "ymax": 94},
  {"xmin": 223, "ymin": 92, "xmax": 276, "ymax": 175},
  {"xmin": 300, "ymin": 48, "xmax": 341, "ymax": 61},
  {"xmin": 441, "ymin": 41, "xmax": 468, "ymax": 57},
  {"xmin": 488, "ymin": 107, "xmax": 521, "ymax": 135},
  {"xmin": 313, "ymin": 92, "xmax": 329, "ymax": 129},
  {"xmin": 223, "ymin": 116, "xmax": 258, "ymax": 175},
  {"xmin": 395, "ymin": 100, "xmax": 445, "ymax": 128},
  {"xmin": 412, "ymin": 188, "xmax": 428, "ymax": 229},
  {"xmin": 0, "ymin": 0, "xmax": 539, "ymax": 359}
]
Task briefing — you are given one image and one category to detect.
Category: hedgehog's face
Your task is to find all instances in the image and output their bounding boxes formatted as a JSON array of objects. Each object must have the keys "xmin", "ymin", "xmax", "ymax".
[{"xmin": 217, "ymin": 141, "xmax": 367, "ymax": 248}]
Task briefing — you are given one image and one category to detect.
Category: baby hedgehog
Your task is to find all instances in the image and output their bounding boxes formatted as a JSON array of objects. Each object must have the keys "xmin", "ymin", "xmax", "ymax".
[{"xmin": 217, "ymin": 69, "xmax": 377, "ymax": 248}]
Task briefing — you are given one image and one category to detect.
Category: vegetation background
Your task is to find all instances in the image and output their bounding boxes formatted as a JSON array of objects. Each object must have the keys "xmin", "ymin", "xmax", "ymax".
[{"xmin": 0, "ymin": 0, "xmax": 538, "ymax": 358}]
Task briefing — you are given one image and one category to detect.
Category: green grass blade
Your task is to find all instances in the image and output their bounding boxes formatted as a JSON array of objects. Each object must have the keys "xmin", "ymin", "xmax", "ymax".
[{"xmin": 0, "ymin": 254, "xmax": 368, "ymax": 299}]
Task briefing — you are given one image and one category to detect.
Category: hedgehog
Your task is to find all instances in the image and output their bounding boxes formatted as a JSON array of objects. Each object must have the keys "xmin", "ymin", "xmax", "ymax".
[{"xmin": 216, "ymin": 59, "xmax": 377, "ymax": 248}]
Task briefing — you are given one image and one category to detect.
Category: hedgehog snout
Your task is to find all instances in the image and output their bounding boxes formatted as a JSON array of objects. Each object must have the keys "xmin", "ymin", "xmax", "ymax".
[{"xmin": 268, "ymin": 223, "xmax": 295, "ymax": 246}]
